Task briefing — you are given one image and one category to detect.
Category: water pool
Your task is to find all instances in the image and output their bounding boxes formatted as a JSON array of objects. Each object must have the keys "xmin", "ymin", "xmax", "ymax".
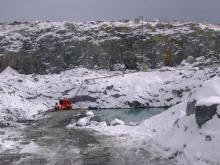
[{"xmin": 93, "ymin": 108, "xmax": 166, "ymax": 124}]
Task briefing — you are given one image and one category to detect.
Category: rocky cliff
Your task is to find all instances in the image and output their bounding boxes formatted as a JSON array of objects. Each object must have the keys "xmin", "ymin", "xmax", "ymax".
[{"xmin": 0, "ymin": 20, "xmax": 220, "ymax": 74}]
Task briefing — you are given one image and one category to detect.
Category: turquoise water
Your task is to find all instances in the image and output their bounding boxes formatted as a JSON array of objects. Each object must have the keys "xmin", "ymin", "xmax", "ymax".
[{"xmin": 93, "ymin": 108, "xmax": 166, "ymax": 124}]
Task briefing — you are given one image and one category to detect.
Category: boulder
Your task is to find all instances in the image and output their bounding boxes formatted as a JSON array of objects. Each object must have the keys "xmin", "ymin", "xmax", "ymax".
[
  {"xmin": 195, "ymin": 104, "xmax": 218, "ymax": 127},
  {"xmin": 90, "ymin": 115, "xmax": 101, "ymax": 122},
  {"xmin": 128, "ymin": 122, "xmax": 139, "ymax": 126},
  {"xmin": 76, "ymin": 117, "xmax": 88, "ymax": 126},
  {"xmin": 112, "ymin": 64, "xmax": 126, "ymax": 71},
  {"xmin": 86, "ymin": 110, "xmax": 94, "ymax": 117},
  {"xmin": 196, "ymin": 56, "xmax": 206, "ymax": 63},
  {"xmin": 186, "ymin": 99, "xmax": 196, "ymax": 116},
  {"xmin": 110, "ymin": 118, "xmax": 125, "ymax": 126},
  {"xmin": 185, "ymin": 56, "xmax": 196, "ymax": 64}
]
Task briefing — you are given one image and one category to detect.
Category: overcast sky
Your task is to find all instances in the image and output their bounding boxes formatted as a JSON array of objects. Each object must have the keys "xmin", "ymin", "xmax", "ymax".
[{"xmin": 0, "ymin": 0, "xmax": 219, "ymax": 23}]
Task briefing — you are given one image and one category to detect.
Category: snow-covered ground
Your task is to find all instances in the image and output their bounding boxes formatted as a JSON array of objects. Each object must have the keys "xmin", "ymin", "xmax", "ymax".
[
  {"xmin": 85, "ymin": 101, "xmax": 220, "ymax": 165},
  {"xmin": 0, "ymin": 63, "xmax": 219, "ymax": 125},
  {"xmin": 1, "ymin": 62, "xmax": 220, "ymax": 164},
  {"xmin": 82, "ymin": 78, "xmax": 220, "ymax": 165}
]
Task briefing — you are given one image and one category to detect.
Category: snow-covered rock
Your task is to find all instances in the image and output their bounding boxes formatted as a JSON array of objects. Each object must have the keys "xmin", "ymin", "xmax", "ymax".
[
  {"xmin": 76, "ymin": 117, "xmax": 88, "ymax": 127},
  {"xmin": 192, "ymin": 78, "xmax": 220, "ymax": 106},
  {"xmin": 196, "ymin": 56, "xmax": 206, "ymax": 63},
  {"xmin": 217, "ymin": 105, "xmax": 220, "ymax": 116},
  {"xmin": 1, "ymin": 21, "xmax": 220, "ymax": 74},
  {"xmin": 86, "ymin": 110, "xmax": 94, "ymax": 117},
  {"xmin": 1, "ymin": 66, "xmax": 19, "ymax": 75},
  {"xmin": 110, "ymin": 118, "xmax": 125, "ymax": 126},
  {"xmin": 186, "ymin": 78, "xmax": 220, "ymax": 126},
  {"xmin": 185, "ymin": 56, "xmax": 195, "ymax": 64}
]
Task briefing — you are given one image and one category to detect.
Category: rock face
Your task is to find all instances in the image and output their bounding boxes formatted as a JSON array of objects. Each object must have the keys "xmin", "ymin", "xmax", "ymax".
[
  {"xmin": 70, "ymin": 95, "xmax": 97, "ymax": 103},
  {"xmin": 0, "ymin": 21, "xmax": 220, "ymax": 74},
  {"xmin": 195, "ymin": 104, "xmax": 218, "ymax": 127}
]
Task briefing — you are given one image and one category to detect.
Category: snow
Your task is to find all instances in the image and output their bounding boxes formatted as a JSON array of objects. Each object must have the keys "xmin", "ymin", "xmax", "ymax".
[
  {"xmin": 193, "ymin": 78, "xmax": 220, "ymax": 106},
  {"xmin": 199, "ymin": 23, "xmax": 220, "ymax": 31},
  {"xmin": 76, "ymin": 117, "xmax": 89, "ymax": 126},
  {"xmin": 110, "ymin": 118, "xmax": 125, "ymax": 126},
  {"xmin": 0, "ymin": 62, "xmax": 220, "ymax": 164},
  {"xmin": 87, "ymin": 100, "xmax": 220, "ymax": 164},
  {"xmin": 196, "ymin": 96, "xmax": 220, "ymax": 106},
  {"xmin": 0, "ymin": 66, "xmax": 19, "ymax": 75},
  {"xmin": 217, "ymin": 105, "xmax": 220, "ymax": 116},
  {"xmin": 20, "ymin": 141, "xmax": 41, "ymax": 154},
  {"xmin": 86, "ymin": 110, "xmax": 94, "ymax": 116},
  {"xmin": 0, "ymin": 64, "xmax": 219, "ymax": 126},
  {"xmin": 155, "ymin": 111, "xmax": 220, "ymax": 165},
  {"xmin": 0, "ymin": 20, "xmax": 213, "ymax": 53}
]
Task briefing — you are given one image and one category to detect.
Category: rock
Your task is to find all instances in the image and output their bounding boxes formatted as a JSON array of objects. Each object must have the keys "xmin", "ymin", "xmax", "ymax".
[
  {"xmin": 103, "ymin": 90, "xmax": 107, "ymax": 95},
  {"xmin": 111, "ymin": 93, "xmax": 126, "ymax": 98},
  {"xmin": 195, "ymin": 104, "xmax": 218, "ymax": 127},
  {"xmin": 1, "ymin": 21, "xmax": 220, "ymax": 74},
  {"xmin": 106, "ymin": 85, "xmax": 114, "ymax": 91},
  {"xmin": 98, "ymin": 122, "xmax": 107, "ymax": 127},
  {"xmin": 110, "ymin": 118, "xmax": 125, "ymax": 126},
  {"xmin": 127, "ymin": 101, "xmax": 144, "ymax": 108},
  {"xmin": 205, "ymin": 135, "xmax": 212, "ymax": 141},
  {"xmin": 70, "ymin": 95, "xmax": 97, "ymax": 103},
  {"xmin": 0, "ymin": 130, "xmax": 4, "ymax": 135},
  {"xmin": 186, "ymin": 99, "xmax": 196, "ymax": 116},
  {"xmin": 204, "ymin": 57, "xmax": 217, "ymax": 66},
  {"xmin": 86, "ymin": 110, "xmax": 94, "ymax": 117},
  {"xmin": 112, "ymin": 64, "xmax": 126, "ymax": 71},
  {"xmin": 185, "ymin": 56, "xmax": 195, "ymax": 64},
  {"xmin": 210, "ymin": 56, "xmax": 218, "ymax": 63},
  {"xmin": 89, "ymin": 115, "xmax": 101, "ymax": 122},
  {"xmin": 76, "ymin": 117, "xmax": 88, "ymax": 126},
  {"xmin": 128, "ymin": 122, "xmax": 139, "ymax": 126},
  {"xmin": 172, "ymin": 89, "xmax": 183, "ymax": 98},
  {"xmin": 216, "ymin": 105, "xmax": 220, "ymax": 118},
  {"xmin": 196, "ymin": 56, "xmax": 206, "ymax": 63},
  {"xmin": 180, "ymin": 60, "xmax": 189, "ymax": 66},
  {"xmin": 0, "ymin": 121, "xmax": 10, "ymax": 128}
]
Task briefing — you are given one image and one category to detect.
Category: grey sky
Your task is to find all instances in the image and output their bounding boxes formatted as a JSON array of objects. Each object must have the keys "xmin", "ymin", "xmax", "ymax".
[{"xmin": 0, "ymin": 0, "xmax": 219, "ymax": 23}]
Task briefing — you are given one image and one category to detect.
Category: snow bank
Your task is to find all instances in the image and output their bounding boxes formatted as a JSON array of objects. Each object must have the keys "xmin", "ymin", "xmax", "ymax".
[
  {"xmin": 193, "ymin": 78, "xmax": 220, "ymax": 106},
  {"xmin": 110, "ymin": 118, "xmax": 125, "ymax": 126},
  {"xmin": 155, "ymin": 107, "xmax": 220, "ymax": 164}
]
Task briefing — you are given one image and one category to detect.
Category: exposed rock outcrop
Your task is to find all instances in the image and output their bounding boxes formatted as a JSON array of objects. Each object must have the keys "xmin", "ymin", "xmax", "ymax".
[
  {"xmin": 186, "ymin": 99, "xmax": 196, "ymax": 116},
  {"xmin": 70, "ymin": 95, "xmax": 97, "ymax": 103},
  {"xmin": 195, "ymin": 104, "xmax": 218, "ymax": 127},
  {"xmin": 1, "ymin": 21, "xmax": 220, "ymax": 74}
]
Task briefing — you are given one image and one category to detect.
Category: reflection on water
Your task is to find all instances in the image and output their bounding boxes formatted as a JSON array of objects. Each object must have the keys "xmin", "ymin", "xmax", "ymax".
[{"xmin": 93, "ymin": 108, "xmax": 166, "ymax": 124}]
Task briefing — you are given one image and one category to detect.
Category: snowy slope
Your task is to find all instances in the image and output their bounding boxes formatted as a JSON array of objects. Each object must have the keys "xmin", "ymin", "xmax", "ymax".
[
  {"xmin": 0, "ymin": 64, "xmax": 220, "ymax": 126},
  {"xmin": 87, "ymin": 78, "xmax": 220, "ymax": 165}
]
